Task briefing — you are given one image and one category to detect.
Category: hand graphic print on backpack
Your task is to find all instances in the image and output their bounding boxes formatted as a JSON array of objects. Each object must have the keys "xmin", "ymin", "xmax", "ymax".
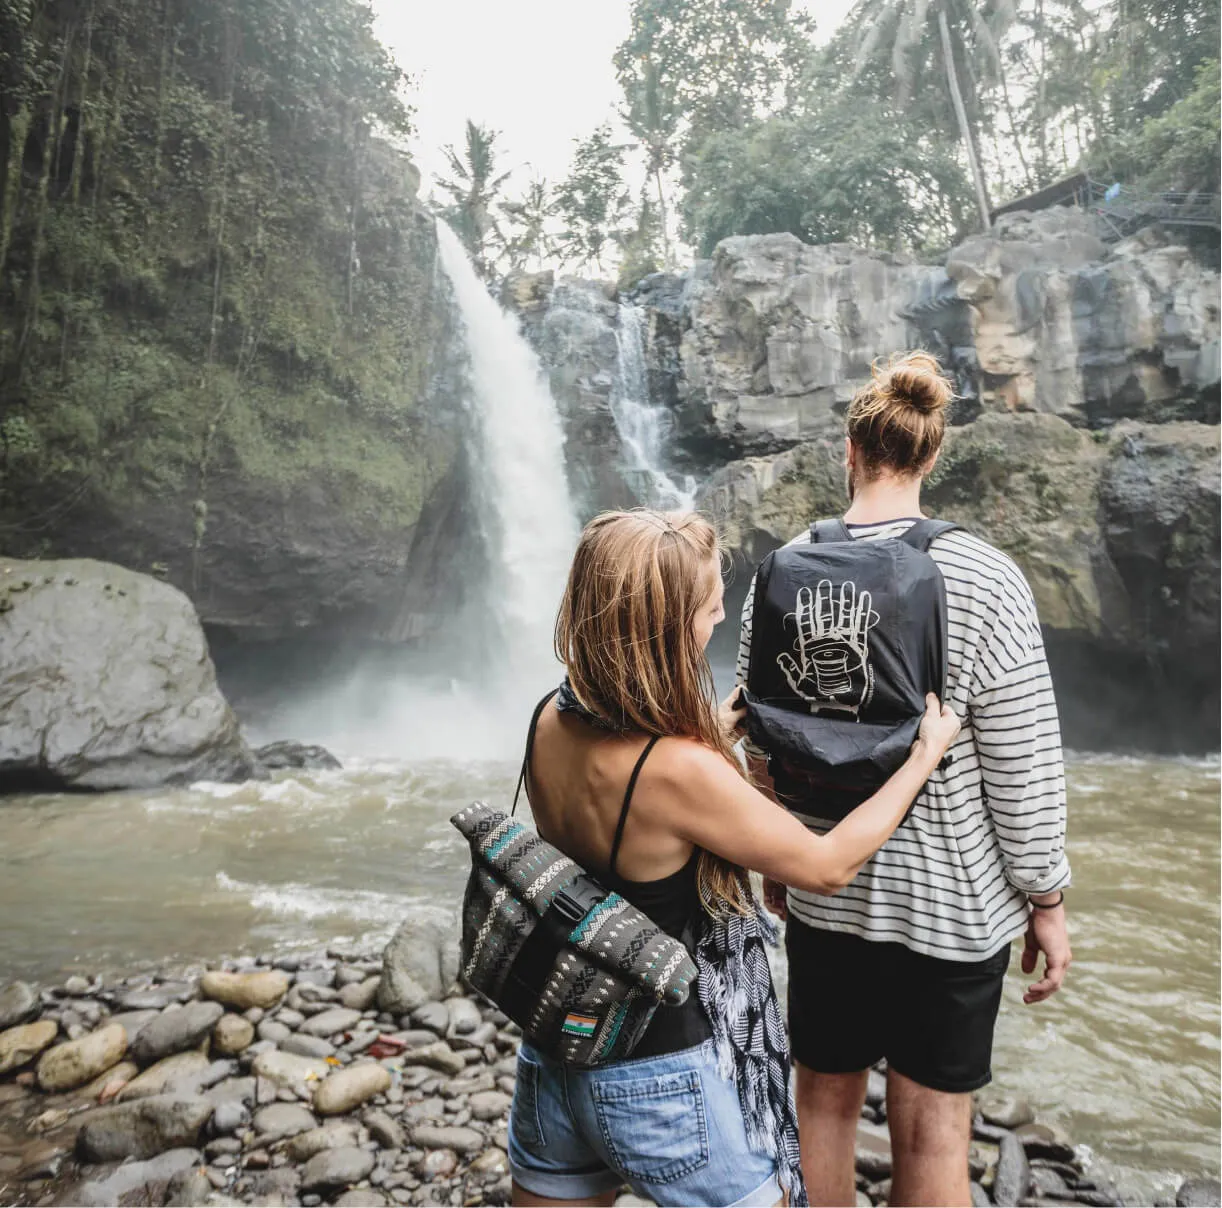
[{"xmin": 777, "ymin": 580, "xmax": 880, "ymax": 718}]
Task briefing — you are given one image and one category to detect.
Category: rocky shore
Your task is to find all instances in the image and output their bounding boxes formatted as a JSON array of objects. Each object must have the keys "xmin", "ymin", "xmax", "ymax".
[{"xmin": 0, "ymin": 918, "xmax": 1217, "ymax": 1208}]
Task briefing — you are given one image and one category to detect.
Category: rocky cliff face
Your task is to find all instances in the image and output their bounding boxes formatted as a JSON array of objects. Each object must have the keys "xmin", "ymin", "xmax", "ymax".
[{"xmin": 523, "ymin": 211, "xmax": 1219, "ymax": 751}]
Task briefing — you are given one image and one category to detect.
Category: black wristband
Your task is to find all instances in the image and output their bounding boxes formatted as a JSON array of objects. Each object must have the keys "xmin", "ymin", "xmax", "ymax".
[{"xmin": 1030, "ymin": 891, "xmax": 1065, "ymax": 910}]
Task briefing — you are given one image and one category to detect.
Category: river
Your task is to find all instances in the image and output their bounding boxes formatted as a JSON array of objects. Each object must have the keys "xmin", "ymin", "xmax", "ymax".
[{"xmin": 0, "ymin": 743, "xmax": 1217, "ymax": 1200}]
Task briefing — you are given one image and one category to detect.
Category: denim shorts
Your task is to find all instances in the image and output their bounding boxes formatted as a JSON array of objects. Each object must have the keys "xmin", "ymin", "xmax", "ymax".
[{"xmin": 508, "ymin": 1040, "xmax": 783, "ymax": 1207}]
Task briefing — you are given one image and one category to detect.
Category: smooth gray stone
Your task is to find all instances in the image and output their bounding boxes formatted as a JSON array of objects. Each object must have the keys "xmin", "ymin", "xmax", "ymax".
[
  {"xmin": 77, "ymin": 1094, "xmax": 214, "ymax": 1162},
  {"xmin": 409, "ymin": 1124, "xmax": 484, "ymax": 1154},
  {"xmin": 993, "ymin": 1133, "xmax": 1031, "ymax": 1207},
  {"xmin": 1178, "ymin": 1179, "xmax": 1222, "ymax": 1208},
  {"xmin": 76, "ymin": 1147, "xmax": 202, "ymax": 1207},
  {"xmin": 130, "ymin": 1001, "xmax": 225, "ymax": 1063},
  {"xmin": 252, "ymin": 1102, "xmax": 317, "ymax": 1141},
  {"xmin": 210, "ymin": 1098, "xmax": 250, "ymax": 1135},
  {"xmin": 0, "ymin": 981, "xmax": 38, "ymax": 1030},
  {"xmin": 283, "ymin": 1033, "xmax": 335, "ymax": 1059},
  {"xmin": 118, "ymin": 982, "xmax": 194, "ymax": 1011},
  {"xmin": 300, "ymin": 1145, "xmax": 377, "ymax": 1193}
]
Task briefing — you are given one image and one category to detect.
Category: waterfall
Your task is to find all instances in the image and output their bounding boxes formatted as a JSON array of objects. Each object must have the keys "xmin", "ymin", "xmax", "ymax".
[
  {"xmin": 434, "ymin": 220, "xmax": 579, "ymax": 697},
  {"xmin": 611, "ymin": 303, "xmax": 697, "ymax": 511}
]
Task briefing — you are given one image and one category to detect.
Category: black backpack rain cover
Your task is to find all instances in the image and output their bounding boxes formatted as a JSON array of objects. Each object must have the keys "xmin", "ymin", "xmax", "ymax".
[{"xmin": 743, "ymin": 519, "xmax": 957, "ymax": 820}]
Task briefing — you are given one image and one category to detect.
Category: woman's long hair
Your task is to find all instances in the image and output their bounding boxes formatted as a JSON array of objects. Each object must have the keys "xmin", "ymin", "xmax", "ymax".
[{"xmin": 554, "ymin": 509, "xmax": 751, "ymax": 917}]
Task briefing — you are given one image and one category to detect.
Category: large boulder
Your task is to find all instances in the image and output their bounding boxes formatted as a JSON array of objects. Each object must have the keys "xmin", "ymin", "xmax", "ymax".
[
  {"xmin": 378, "ymin": 910, "xmax": 461, "ymax": 1015},
  {"xmin": 0, "ymin": 558, "xmax": 256, "ymax": 790}
]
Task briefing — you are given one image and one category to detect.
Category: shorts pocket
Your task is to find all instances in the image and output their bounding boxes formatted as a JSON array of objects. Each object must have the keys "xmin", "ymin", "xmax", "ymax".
[
  {"xmin": 509, "ymin": 1053, "xmax": 546, "ymax": 1152},
  {"xmin": 592, "ymin": 1069, "xmax": 709, "ymax": 1185}
]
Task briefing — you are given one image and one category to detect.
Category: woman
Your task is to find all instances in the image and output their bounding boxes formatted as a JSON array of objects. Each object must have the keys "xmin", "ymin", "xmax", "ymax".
[{"xmin": 509, "ymin": 509, "xmax": 960, "ymax": 1208}]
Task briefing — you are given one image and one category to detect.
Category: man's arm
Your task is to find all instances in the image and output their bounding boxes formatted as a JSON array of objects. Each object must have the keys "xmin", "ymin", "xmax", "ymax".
[{"xmin": 971, "ymin": 564, "xmax": 1072, "ymax": 1002}]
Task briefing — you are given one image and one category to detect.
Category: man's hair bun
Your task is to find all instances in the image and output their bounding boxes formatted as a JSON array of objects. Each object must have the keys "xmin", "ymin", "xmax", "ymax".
[{"xmin": 874, "ymin": 352, "xmax": 953, "ymax": 416}]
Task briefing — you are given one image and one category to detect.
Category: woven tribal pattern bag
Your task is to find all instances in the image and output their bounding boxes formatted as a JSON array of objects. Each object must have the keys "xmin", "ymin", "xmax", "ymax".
[{"xmin": 451, "ymin": 802, "xmax": 698, "ymax": 1067}]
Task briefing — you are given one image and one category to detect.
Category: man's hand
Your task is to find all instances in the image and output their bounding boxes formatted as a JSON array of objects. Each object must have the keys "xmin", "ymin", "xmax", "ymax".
[
  {"xmin": 763, "ymin": 877, "xmax": 788, "ymax": 920},
  {"xmin": 1021, "ymin": 899, "xmax": 1071, "ymax": 1004}
]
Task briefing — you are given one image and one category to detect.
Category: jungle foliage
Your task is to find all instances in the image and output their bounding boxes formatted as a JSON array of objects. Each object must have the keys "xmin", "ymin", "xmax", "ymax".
[{"xmin": 0, "ymin": 0, "xmax": 452, "ymax": 555}]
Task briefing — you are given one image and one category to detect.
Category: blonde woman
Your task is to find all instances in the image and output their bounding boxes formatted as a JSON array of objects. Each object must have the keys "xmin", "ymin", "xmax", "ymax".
[{"xmin": 509, "ymin": 510, "xmax": 960, "ymax": 1208}]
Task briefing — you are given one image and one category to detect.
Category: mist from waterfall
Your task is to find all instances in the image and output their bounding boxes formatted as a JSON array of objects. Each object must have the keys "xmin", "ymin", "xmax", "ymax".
[{"xmin": 611, "ymin": 304, "xmax": 697, "ymax": 512}]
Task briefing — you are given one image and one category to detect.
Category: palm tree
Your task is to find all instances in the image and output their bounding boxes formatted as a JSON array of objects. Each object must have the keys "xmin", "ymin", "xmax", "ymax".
[
  {"xmin": 850, "ymin": 0, "xmax": 1017, "ymax": 230},
  {"xmin": 500, "ymin": 177, "xmax": 554, "ymax": 272},
  {"xmin": 435, "ymin": 120, "xmax": 512, "ymax": 277}
]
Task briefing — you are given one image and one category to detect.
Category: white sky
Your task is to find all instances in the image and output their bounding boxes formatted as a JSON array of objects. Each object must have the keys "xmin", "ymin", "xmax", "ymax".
[{"xmin": 374, "ymin": 0, "xmax": 859, "ymax": 203}]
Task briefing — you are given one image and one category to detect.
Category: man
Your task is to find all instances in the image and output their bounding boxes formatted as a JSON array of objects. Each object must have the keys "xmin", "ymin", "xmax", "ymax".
[{"xmin": 736, "ymin": 351, "xmax": 1072, "ymax": 1207}]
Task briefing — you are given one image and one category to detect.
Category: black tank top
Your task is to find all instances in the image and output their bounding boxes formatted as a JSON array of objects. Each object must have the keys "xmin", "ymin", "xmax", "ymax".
[{"xmin": 519, "ymin": 692, "xmax": 712, "ymax": 1058}]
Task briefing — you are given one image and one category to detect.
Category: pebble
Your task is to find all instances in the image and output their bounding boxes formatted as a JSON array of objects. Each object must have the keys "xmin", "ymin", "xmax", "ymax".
[
  {"xmin": 258, "ymin": 1019, "xmax": 292, "ymax": 1044},
  {"xmin": 467, "ymin": 1090, "xmax": 511, "ymax": 1122},
  {"xmin": 1178, "ymin": 1179, "xmax": 1222, "ymax": 1208},
  {"xmin": 286, "ymin": 1122, "xmax": 362, "ymax": 1163},
  {"xmin": 315, "ymin": 1063, "xmax": 392, "ymax": 1115},
  {"xmin": 295, "ymin": 967, "xmax": 336, "ymax": 989},
  {"xmin": 106, "ymin": 1008, "xmax": 160, "ymax": 1037},
  {"xmin": 993, "ymin": 1132, "xmax": 1031, "ymax": 1206},
  {"xmin": 1015, "ymin": 1120, "xmax": 1076, "ymax": 1161},
  {"xmin": 77, "ymin": 1092, "xmax": 215, "ymax": 1162},
  {"xmin": 300, "ymin": 1144, "xmax": 377, "ymax": 1193},
  {"xmin": 443, "ymin": 998, "xmax": 482, "ymax": 1036},
  {"xmin": 37, "ymin": 1022, "xmax": 127, "ymax": 1091},
  {"xmin": 404, "ymin": 1042, "xmax": 465, "ymax": 1077},
  {"xmin": 411, "ymin": 1003, "xmax": 450, "ymax": 1034},
  {"xmin": 284, "ymin": 1033, "xmax": 336, "ymax": 1059},
  {"xmin": 365, "ymin": 1108, "xmax": 406, "ymax": 1149},
  {"xmin": 854, "ymin": 1119, "xmax": 892, "ymax": 1180},
  {"xmin": 201, "ymin": 971, "xmax": 291, "ymax": 1011},
  {"xmin": 131, "ymin": 1001, "xmax": 225, "ymax": 1063},
  {"xmin": 251, "ymin": 1049, "xmax": 330, "ymax": 1089},
  {"xmin": 211, "ymin": 1098, "xmax": 250, "ymax": 1135},
  {"xmin": 214, "ymin": 1014, "xmax": 256, "ymax": 1055},
  {"xmin": 276, "ymin": 1007, "xmax": 306, "ymax": 1028},
  {"xmin": 300, "ymin": 1007, "xmax": 362, "ymax": 1037},
  {"xmin": 75, "ymin": 1145, "xmax": 202, "ymax": 1206},
  {"xmin": 84, "ymin": 1059, "xmax": 140, "ymax": 1101},
  {"xmin": 410, "ymin": 1124, "xmax": 485, "ymax": 1154},
  {"xmin": 339, "ymin": 977, "xmax": 382, "ymax": 1012},
  {"xmin": 978, "ymin": 1091, "xmax": 1036, "ymax": 1130},
  {"xmin": 166, "ymin": 1166, "xmax": 214, "ymax": 1207},
  {"xmin": 0, "ymin": 1019, "xmax": 58, "ymax": 1075},
  {"xmin": 118, "ymin": 982, "xmax": 194, "ymax": 1010},
  {"xmin": 415, "ymin": 1148, "xmax": 458, "ymax": 1180},
  {"xmin": 252, "ymin": 1102, "xmax": 317, "ymax": 1140}
]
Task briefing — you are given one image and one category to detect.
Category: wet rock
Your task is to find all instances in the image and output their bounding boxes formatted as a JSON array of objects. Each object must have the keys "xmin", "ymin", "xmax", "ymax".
[
  {"xmin": 75, "ymin": 1145, "xmax": 203, "ymax": 1207},
  {"xmin": 1178, "ymin": 1179, "xmax": 1222, "ymax": 1208},
  {"xmin": 247, "ymin": 1167, "xmax": 303, "ymax": 1200},
  {"xmin": 213, "ymin": 1014, "xmax": 255, "ymax": 1055},
  {"xmin": 403, "ymin": 1042, "xmax": 465, "ymax": 1077},
  {"xmin": 300, "ymin": 1145, "xmax": 377, "ymax": 1193},
  {"xmin": 295, "ymin": 967, "xmax": 337, "ymax": 989},
  {"xmin": 106, "ymin": 1008, "xmax": 160, "ymax": 1037},
  {"xmin": 131, "ymin": 1001, "xmax": 224, "ymax": 1063},
  {"xmin": 14, "ymin": 1136, "xmax": 71, "ymax": 1180},
  {"xmin": 993, "ymin": 1133, "xmax": 1031, "ymax": 1206},
  {"xmin": 409, "ymin": 1003, "xmax": 450, "ymax": 1034},
  {"xmin": 314, "ymin": 1063, "xmax": 392, "ymax": 1115},
  {"xmin": 978, "ymin": 1092, "xmax": 1035, "ymax": 1130},
  {"xmin": 118, "ymin": 982, "xmax": 195, "ymax": 1010},
  {"xmin": 378, "ymin": 913, "xmax": 461, "ymax": 1015},
  {"xmin": 0, "ymin": 982, "xmax": 38, "ymax": 1030},
  {"xmin": 0, "ymin": 558, "xmax": 257, "ymax": 790},
  {"xmin": 118, "ymin": 1051, "xmax": 212, "ymax": 1100},
  {"xmin": 300, "ymin": 1007, "xmax": 362, "ymax": 1037},
  {"xmin": 37, "ymin": 1023, "xmax": 127, "ymax": 1091},
  {"xmin": 1015, "ymin": 1121, "xmax": 1076, "ymax": 1162},
  {"xmin": 855, "ymin": 1119, "xmax": 892, "ymax": 1180},
  {"xmin": 339, "ymin": 977, "xmax": 382, "ymax": 1013},
  {"xmin": 206, "ymin": 1076, "xmax": 256, "ymax": 1108},
  {"xmin": 971, "ymin": 1183, "xmax": 992, "ymax": 1207},
  {"xmin": 200, "ymin": 971, "xmax": 291, "ymax": 1011},
  {"xmin": 410, "ymin": 1124, "xmax": 484, "ymax": 1154},
  {"xmin": 0, "ymin": 1019, "xmax": 58, "ymax": 1075},
  {"xmin": 76, "ymin": 1093, "xmax": 214, "ymax": 1162},
  {"xmin": 286, "ymin": 1122, "xmax": 362, "ymax": 1163},
  {"xmin": 364, "ymin": 1108, "xmax": 406, "ymax": 1150},
  {"xmin": 252, "ymin": 1102, "xmax": 317, "ymax": 1141},
  {"xmin": 251, "ymin": 1049, "xmax": 329, "ymax": 1089},
  {"xmin": 468, "ymin": 1090, "xmax": 511, "ymax": 1122},
  {"xmin": 254, "ymin": 741, "xmax": 342, "ymax": 771}
]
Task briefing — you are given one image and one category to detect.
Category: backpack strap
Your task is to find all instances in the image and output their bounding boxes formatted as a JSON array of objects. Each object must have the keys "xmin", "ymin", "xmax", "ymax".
[
  {"xmin": 608, "ymin": 736, "xmax": 662, "ymax": 876},
  {"xmin": 899, "ymin": 518, "xmax": 960, "ymax": 552},
  {"xmin": 511, "ymin": 688, "xmax": 561, "ymax": 816},
  {"xmin": 810, "ymin": 518, "xmax": 853, "ymax": 543}
]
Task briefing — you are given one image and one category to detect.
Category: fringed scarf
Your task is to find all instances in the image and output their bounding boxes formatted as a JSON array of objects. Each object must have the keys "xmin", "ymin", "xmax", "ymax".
[{"xmin": 555, "ymin": 680, "xmax": 808, "ymax": 1205}]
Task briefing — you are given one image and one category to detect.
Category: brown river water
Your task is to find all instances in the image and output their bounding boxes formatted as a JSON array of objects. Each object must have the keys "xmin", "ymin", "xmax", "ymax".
[{"xmin": 0, "ymin": 748, "xmax": 1217, "ymax": 1200}]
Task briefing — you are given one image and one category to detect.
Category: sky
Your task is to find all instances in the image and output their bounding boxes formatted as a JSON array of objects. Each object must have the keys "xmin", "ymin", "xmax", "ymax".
[{"xmin": 373, "ymin": 0, "xmax": 859, "ymax": 204}]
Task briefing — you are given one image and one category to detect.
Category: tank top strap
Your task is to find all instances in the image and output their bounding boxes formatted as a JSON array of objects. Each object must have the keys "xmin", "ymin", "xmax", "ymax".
[
  {"xmin": 511, "ymin": 688, "xmax": 560, "ymax": 816},
  {"xmin": 608, "ymin": 735, "xmax": 662, "ymax": 877}
]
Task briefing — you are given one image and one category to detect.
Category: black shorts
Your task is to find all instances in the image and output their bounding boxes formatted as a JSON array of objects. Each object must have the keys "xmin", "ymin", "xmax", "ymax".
[{"xmin": 785, "ymin": 917, "xmax": 1011, "ymax": 1094}]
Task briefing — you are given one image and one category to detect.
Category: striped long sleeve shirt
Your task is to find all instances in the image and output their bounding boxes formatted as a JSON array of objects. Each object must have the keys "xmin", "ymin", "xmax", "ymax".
[{"xmin": 736, "ymin": 518, "xmax": 1071, "ymax": 962}]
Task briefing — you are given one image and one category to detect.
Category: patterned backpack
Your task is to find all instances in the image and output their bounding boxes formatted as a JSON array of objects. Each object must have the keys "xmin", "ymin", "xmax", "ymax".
[{"xmin": 450, "ymin": 693, "xmax": 698, "ymax": 1067}]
